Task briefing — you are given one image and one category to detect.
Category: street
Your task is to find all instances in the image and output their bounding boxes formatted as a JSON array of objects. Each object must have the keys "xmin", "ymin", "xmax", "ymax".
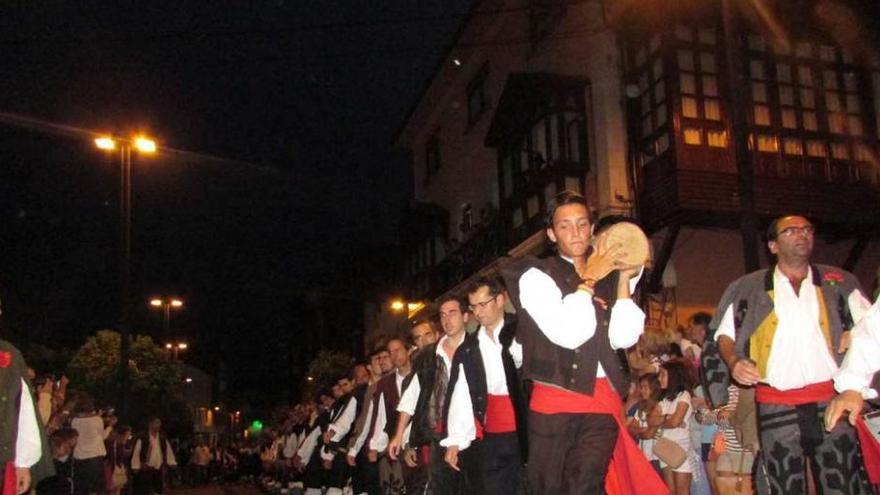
[{"xmin": 169, "ymin": 485, "xmax": 261, "ymax": 495}]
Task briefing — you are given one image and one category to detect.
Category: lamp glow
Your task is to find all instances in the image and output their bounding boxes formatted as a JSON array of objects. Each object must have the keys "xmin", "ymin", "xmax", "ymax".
[
  {"xmin": 133, "ymin": 136, "xmax": 157, "ymax": 153},
  {"xmin": 95, "ymin": 137, "xmax": 117, "ymax": 150},
  {"xmin": 150, "ymin": 299, "xmax": 163, "ymax": 307}
]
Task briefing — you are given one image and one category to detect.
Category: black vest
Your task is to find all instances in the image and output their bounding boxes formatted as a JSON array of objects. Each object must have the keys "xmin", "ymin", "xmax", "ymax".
[
  {"xmin": 504, "ymin": 255, "xmax": 627, "ymax": 397},
  {"xmin": 408, "ymin": 342, "xmax": 440, "ymax": 448}
]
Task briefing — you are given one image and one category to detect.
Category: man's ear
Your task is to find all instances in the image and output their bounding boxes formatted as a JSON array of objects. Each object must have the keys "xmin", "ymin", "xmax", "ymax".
[
  {"xmin": 768, "ymin": 240, "xmax": 779, "ymax": 255},
  {"xmin": 546, "ymin": 227, "xmax": 557, "ymax": 244}
]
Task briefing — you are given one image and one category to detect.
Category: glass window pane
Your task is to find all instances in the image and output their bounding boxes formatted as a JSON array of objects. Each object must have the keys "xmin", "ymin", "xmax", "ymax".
[
  {"xmin": 700, "ymin": 52, "xmax": 716, "ymax": 73},
  {"xmin": 653, "ymin": 58, "xmax": 664, "ymax": 80},
  {"xmin": 675, "ymin": 25, "xmax": 692, "ymax": 41},
  {"xmin": 806, "ymin": 140, "xmax": 827, "ymax": 157},
  {"xmin": 707, "ymin": 130, "xmax": 727, "ymax": 147},
  {"xmin": 831, "ymin": 143, "xmax": 850, "ymax": 160},
  {"xmin": 803, "ymin": 112, "xmax": 818, "ymax": 131},
  {"xmin": 757, "ymin": 134, "xmax": 778, "ymax": 152},
  {"xmin": 704, "ymin": 99, "xmax": 721, "ymax": 120},
  {"xmin": 680, "ymin": 73, "xmax": 696, "ymax": 94},
  {"xmin": 750, "ymin": 59, "xmax": 765, "ymax": 79},
  {"xmin": 782, "ymin": 109, "xmax": 797, "ymax": 129},
  {"xmin": 682, "ymin": 97, "xmax": 699, "ymax": 118},
  {"xmin": 656, "ymin": 133, "xmax": 670, "ymax": 154},
  {"xmin": 783, "ymin": 138, "xmax": 803, "ymax": 155},
  {"xmin": 702, "ymin": 76, "xmax": 718, "ymax": 96},
  {"xmin": 825, "ymin": 92, "xmax": 842, "ymax": 112},
  {"xmin": 820, "ymin": 45, "xmax": 836, "ymax": 62},
  {"xmin": 639, "ymin": 72, "xmax": 649, "ymax": 91},
  {"xmin": 678, "ymin": 50, "xmax": 694, "ymax": 71},
  {"xmin": 512, "ymin": 208, "xmax": 523, "ymax": 228},
  {"xmin": 798, "ymin": 66, "xmax": 813, "ymax": 86},
  {"xmin": 753, "ymin": 105, "xmax": 771, "ymax": 125},
  {"xmin": 823, "ymin": 71, "xmax": 838, "ymax": 89},
  {"xmin": 527, "ymin": 195, "xmax": 540, "ymax": 218},
  {"xmin": 829, "ymin": 113, "xmax": 846, "ymax": 134},
  {"xmin": 657, "ymin": 103, "xmax": 667, "ymax": 126},
  {"xmin": 779, "ymin": 86, "xmax": 794, "ymax": 106},
  {"xmin": 544, "ymin": 182, "xmax": 556, "ymax": 206},
  {"xmin": 848, "ymin": 115, "xmax": 863, "ymax": 135},
  {"xmin": 532, "ymin": 120, "xmax": 547, "ymax": 160},
  {"xmin": 752, "ymin": 82, "xmax": 768, "ymax": 102},
  {"xmin": 800, "ymin": 89, "xmax": 815, "ymax": 108},
  {"xmin": 642, "ymin": 92, "xmax": 652, "ymax": 115},
  {"xmin": 776, "ymin": 64, "xmax": 792, "ymax": 83},
  {"xmin": 698, "ymin": 28, "xmax": 716, "ymax": 45},
  {"xmin": 795, "ymin": 42, "xmax": 812, "ymax": 58},
  {"xmin": 683, "ymin": 127, "xmax": 702, "ymax": 145},
  {"xmin": 655, "ymin": 81, "xmax": 666, "ymax": 103},
  {"xmin": 642, "ymin": 115, "xmax": 653, "ymax": 137},
  {"xmin": 846, "ymin": 94, "xmax": 861, "ymax": 113},
  {"xmin": 748, "ymin": 34, "xmax": 765, "ymax": 51}
]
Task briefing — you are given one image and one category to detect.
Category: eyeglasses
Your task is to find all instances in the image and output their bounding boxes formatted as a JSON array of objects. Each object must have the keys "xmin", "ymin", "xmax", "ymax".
[
  {"xmin": 777, "ymin": 225, "xmax": 815, "ymax": 237},
  {"xmin": 468, "ymin": 295, "xmax": 497, "ymax": 311}
]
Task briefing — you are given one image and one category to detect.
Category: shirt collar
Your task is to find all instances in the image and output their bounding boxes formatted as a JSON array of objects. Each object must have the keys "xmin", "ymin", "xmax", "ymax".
[{"xmin": 479, "ymin": 317, "xmax": 505, "ymax": 344}]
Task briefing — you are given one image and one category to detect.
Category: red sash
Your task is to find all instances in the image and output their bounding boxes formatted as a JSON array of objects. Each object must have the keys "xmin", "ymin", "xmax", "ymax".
[
  {"xmin": 485, "ymin": 394, "xmax": 517, "ymax": 434},
  {"xmin": 856, "ymin": 417, "xmax": 880, "ymax": 484},
  {"xmin": 531, "ymin": 380, "xmax": 669, "ymax": 495},
  {"xmin": 2, "ymin": 462, "xmax": 15, "ymax": 495},
  {"xmin": 755, "ymin": 381, "xmax": 835, "ymax": 405}
]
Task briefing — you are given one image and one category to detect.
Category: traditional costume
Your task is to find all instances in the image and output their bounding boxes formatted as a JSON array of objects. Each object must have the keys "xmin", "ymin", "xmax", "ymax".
[
  {"xmin": 367, "ymin": 370, "xmax": 410, "ymax": 495},
  {"xmin": 712, "ymin": 264, "xmax": 872, "ymax": 494},
  {"xmin": 0, "ymin": 340, "xmax": 43, "ymax": 495}
]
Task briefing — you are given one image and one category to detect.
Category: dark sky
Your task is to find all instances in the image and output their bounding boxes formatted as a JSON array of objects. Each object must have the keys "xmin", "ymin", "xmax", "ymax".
[{"xmin": 0, "ymin": 0, "xmax": 472, "ymax": 408}]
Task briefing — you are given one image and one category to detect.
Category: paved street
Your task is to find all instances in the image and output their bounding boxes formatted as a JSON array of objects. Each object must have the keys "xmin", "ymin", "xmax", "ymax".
[{"xmin": 169, "ymin": 485, "xmax": 262, "ymax": 495}]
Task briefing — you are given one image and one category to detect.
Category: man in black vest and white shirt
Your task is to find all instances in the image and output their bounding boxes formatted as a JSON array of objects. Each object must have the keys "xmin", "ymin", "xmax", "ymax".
[{"xmin": 131, "ymin": 418, "xmax": 176, "ymax": 495}]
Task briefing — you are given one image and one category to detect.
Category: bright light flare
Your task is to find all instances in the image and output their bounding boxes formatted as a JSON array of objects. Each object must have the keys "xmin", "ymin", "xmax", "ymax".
[
  {"xmin": 165, "ymin": 343, "xmax": 173, "ymax": 349},
  {"xmin": 170, "ymin": 299, "xmax": 184, "ymax": 308},
  {"xmin": 178, "ymin": 343, "xmax": 188, "ymax": 350},
  {"xmin": 133, "ymin": 136, "xmax": 157, "ymax": 153},
  {"xmin": 150, "ymin": 299, "xmax": 163, "ymax": 307},
  {"xmin": 95, "ymin": 137, "xmax": 117, "ymax": 151},
  {"xmin": 184, "ymin": 377, "xmax": 193, "ymax": 383},
  {"xmin": 390, "ymin": 300, "xmax": 405, "ymax": 311}
]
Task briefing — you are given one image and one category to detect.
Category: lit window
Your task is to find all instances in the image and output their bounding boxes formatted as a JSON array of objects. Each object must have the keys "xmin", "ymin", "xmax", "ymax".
[
  {"xmin": 756, "ymin": 134, "xmax": 779, "ymax": 152},
  {"xmin": 848, "ymin": 115, "xmax": 863, "ymax": 136},
  {"xmin": 820, "ymin": 45, "xmax": 836, "ymax": 62},
  {"xmin": 779, "ymin": 86, "xmax": 794, "ymax": 106},
  {"xmin": 700, "ymin": 53, "xmax": 716, "ymax": 73},
  {"xmin": 806, "ymin": 140, "xmax": 827, "ymax": 157},
  {"xmin": 795, "ymin": 42, "xmax": 812, "ymax": 58},
  {"xmin": 702, "ymin": 76, "xmax": 718, "ymax": 96},
  {"xmin": 800, "ymin": 89, "xmax": 815, "ymax": 108},
  {"xmin": 698, "ymin": 28, "xmax": 716, "ymax": 45},
  {"xmin": 682, "ymin": 97, "xmax": 699, "ymax": 118},
  {"xmin": 803, "ymin": 112, "xmax": 818, "ymax": 131},
  {"xmin": 753, "ymin": 105, "xmax": 771, "ymax": 125},
  {"xmin": 752, "ymin": 83, "xmax": 768, "ymax": 102},
  {"xmin": 680, "ymin": 73, "xmax": 696, "ymax": 94},
  {"xmin": 783, "ymin": 138, "xmax": 803, "ymax": 155},
  {"xmin": 798, "ymin": 66, "xmax": 813, "ymax": 86},
  {"xmin": 823, "ymin": 71, "xmax": 838, "ymax": 89},
  {"xmin": 855, "ymin": 145, "xmax": 875, "ymax": 163},
  {"xmin": 683, "ymin": 127, "xmax": 702, "ymax": 145},
  {"xmin": 707, "ymin": 130, "xmax": 727, "ymax": 147},
  {"xmin": 782, "ymin": 109, "xmax": 797, "ymax": 129},
  {"xmin": 704, "ymin": 100, "xmax": 721, "ymax": 120},
  {"xmin": 829, "ymin": 113, "xmax": 847, "ymax": 134},
  {"xmin": 678, "ymin": 50, "xmax": 694, "ymax": 71},
  {"xmin": 776, "ymin": 64, "xmax": 792, "ymax": 83},
  {"xmin": 846, "ymin": 94, "xmax": 860, "ymax": 113},
  {"xmin": 825, "ymin": 92, "xmax": 842, "ymax": 112},
  {"xmin": 747, "ymin": 34, "xmax": 765, "ymax": 51},
  {"xmin": 750, "ymin": 59, "xmax": 765, "ymax": 79},
  {"xmin": 675, "ymin": 25, "xmax": 692, "ymax": 41},
  {"xmin": 773, "ymin": 40, "xmax": 791, "ymax": 55},
  {"xmin": 831, "ymin": 143, "xmax": 850, "ymax": 160}
]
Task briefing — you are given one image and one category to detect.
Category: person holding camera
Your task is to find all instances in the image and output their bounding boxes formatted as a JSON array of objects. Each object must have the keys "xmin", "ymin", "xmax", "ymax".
[{"xmin": 71, "ymin": 394, "xmax": 114, "ymax": 495}]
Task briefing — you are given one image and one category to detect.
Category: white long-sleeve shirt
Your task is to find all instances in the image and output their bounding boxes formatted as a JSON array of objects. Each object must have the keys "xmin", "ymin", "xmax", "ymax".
[
  {"xmin": 716, "ymin": 267, "xmax": 871, "ymax": 391},
  {"xmin": 440, "ymin": 319, "xmax": 522, "ymax": 451},
  {"xmin": 397, "ymin": 335, "xmax": 458, "ymax": 417},
  {"xmin": 131, "ymin": 433, "xmax": 177, "ymax": 470},
  {"xmin": 15, "ymin": 379, "xmax": 41, "ymax": 468},
  {"xmin": 834, "ymin": 296, "xmax": 880, "ymax": 399},
  {"xmin": 518, "ymin": 260, "xmax": 645, "ymax": 377},
  {"xmin": 319, "ymin": 396, "xmax": 358, "ymax": 461},
  {"xmin": 369, "ymin": 371, "xmax": 408, "ymax": 452},
  {"xmin": 347, "ymin": 399, "xmax": 373, "ymax": 457}
]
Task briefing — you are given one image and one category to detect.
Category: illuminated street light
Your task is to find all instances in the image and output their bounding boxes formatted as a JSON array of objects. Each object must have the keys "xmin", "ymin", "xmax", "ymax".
[
  {"xmin": 165, "ymin": 341, "xmax": 188, "ymax": 360},
  {"xmin": 390, "ymin": 300, "xmax": 405, "ymax": 311},
  {"xmin": 184, "ymin": 377, "xmax": 193, "ymax": 383},
  {"xmin": 133, "ymin": 136, "xmax": 157, "ymax": 153},
  {"xmin": 94, "ymin": 137, "xmax": 117, "ymax": 150},
  {"xmin": 149, "ymin": 297, "xmax": 184, "ymax": 340}
]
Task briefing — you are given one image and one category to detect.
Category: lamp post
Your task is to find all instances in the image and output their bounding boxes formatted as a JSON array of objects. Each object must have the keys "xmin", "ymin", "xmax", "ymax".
[
  {"xmin": 95, "ymin": 134, "xmax": 157, "ymax": 418},
  {"xmin": 165, "ymin": 341, "xmax": 188, "ymax": 360},
  {"xmin": 150, "ymin": 297, "xmax": 184, "ymax": 340}
]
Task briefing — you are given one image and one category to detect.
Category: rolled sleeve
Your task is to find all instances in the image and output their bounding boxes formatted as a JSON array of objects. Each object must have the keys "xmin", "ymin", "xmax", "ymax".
[
  {"xmin": 713, "ymin": 304, "xmax": 736, "ymax": 343},
  {"xmin": 608, "ymin": 298, "xmax": 646, "ymax": 350},
  {"xmin": 439, "ymin": 364, "xmax": 476, "ymax": 451},
  {"xmin": 397, "ymin": 375, "xmax": 420, "ymax": 416},
  {"xmin": 519, "ymin": 267, "xmax": 598, "ymax": 349},
  {"xmin": 834, "ymin": 297, "xmax": 880, "ymax": 399},
  {"xmin": 330, "ymin": 398, "xmax": 357, "ymax": 442}
]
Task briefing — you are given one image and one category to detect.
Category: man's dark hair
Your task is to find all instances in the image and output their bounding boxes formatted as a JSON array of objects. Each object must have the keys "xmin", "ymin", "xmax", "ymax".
[
  {"xmin": 690, "ymin": 312, "xmax": 712, "ymax": 328},
  {"xmin": 370, "ymin": 334, "xmax": 391, "ymax": 354},
  {"xmin": 766, "ymin": 214, "xmax": 811, "ymax": 242},
  {"xmin": 435, "ymin": 293, "xmax": 467, "ymax": 314},
  {"xmin": 466, "ymin": 274, "xmax": 506, "ymax": 298},
  {"xmin": 386, "ymin": 336, "xmax": 406, "ymax": 349},
  {"xmin": 544, "ymin": 190, "xmax": 591, "ymax": 228}
]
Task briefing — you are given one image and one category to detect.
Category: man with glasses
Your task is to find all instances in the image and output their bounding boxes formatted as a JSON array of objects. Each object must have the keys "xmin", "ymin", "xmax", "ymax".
[
  {"xmin": 713, "ymin": 214, "xmax": 872, "ymax": 494},
  {"xmin": 440, "ymin": 276, "xmax": 527, "ymax": 494}
]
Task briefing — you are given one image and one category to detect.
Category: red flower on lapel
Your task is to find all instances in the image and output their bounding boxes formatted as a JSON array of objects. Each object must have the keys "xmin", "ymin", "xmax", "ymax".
[
  {"xmin": 823, "ymin": 272, "xmax": 845, "ymax": 286},
  {"xmin": 0, "ymin": 351, "xmax": 12, "ymax": 368}
]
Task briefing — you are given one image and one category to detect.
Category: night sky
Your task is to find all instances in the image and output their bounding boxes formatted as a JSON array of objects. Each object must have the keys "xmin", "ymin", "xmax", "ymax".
[{"xmin": 0, "ymin": 1, "xmax": 472, "ymax": 410}]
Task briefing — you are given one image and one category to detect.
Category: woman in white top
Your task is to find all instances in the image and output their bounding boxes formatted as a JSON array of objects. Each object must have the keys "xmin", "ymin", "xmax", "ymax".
[
  {"xmin": 71, "ymin": 394, "xmax": 113, "ymax": 495},
  {"xmin": 657, "ymin": 359, "xmax": 694, "ymax": 495},
  {"xmin": 626, "ymin": 372, "xmax": 663, "ymax": 476}
]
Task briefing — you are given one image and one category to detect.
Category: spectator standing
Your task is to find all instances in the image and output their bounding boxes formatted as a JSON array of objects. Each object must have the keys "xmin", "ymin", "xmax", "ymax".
[
  {"xmin": 657, "ymin": 360, "xmax": 695, "ymax": 495},
  {"xmin": 70, "ymin": 394, "xmax": 111, "ymax": 495},
  {"xmin": 131, "ymin": 418, "xmax": 177, "ymax": 495}
]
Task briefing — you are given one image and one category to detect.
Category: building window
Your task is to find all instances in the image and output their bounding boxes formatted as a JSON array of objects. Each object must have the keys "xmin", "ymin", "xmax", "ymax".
[
  {"xmin": 425, "ymin": 133, "xmax": 441, "ymax": 178},
  {"xmin": 467, "ymin": 64, "xmax": 490, "ymax": 127}
]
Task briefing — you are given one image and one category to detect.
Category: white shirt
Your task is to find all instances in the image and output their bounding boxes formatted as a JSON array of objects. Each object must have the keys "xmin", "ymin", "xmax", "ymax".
[
  {"xmin": 347, "ymin": 399, "xmax": 373, "ymax": 456},
  {"xmin": 369, "ymin": 370, "xmax": 409, "ymax": 452},
  {"xmin": 397, "ymin": 334, "xmax": 458, "ymax": 417},
  {"xmin": 440, "ymin": 319, "xmax": 522, "ymax": 451},
  {"xmin": 659, "ymin": 391, "xmax": 692, "ymax": 445},
  {"xmin": 715, "ymin": 267, "xmax": 871, "ymax": 391},
  {"xmin": 71, "ymin": 415, "xmax": 109, "ymax": 459},
  {"xmin": 131, "ymin": 433, "xmax": 177, "ymax": 470},
  {"xmin": 296, "ymin": 426, "xmax": 321, "ymax": 462},
  {"xmin": 834, "ymin": 296, "xmax": 880, "ymax": 399},
  {"xmin": 518, "ymin": 259, "xmax": 645, "ymax": 377},
  {"xmin": 15, "ymin": 379, "xmax": 41, "ymax": 468}
]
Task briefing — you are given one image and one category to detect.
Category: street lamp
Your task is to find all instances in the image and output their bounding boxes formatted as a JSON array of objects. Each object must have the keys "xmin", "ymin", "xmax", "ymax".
[
  {"xmin": 149, "ymin": 297, "xmax": 184, "ymax": 340},
  {"xmin": 165, "ymin": 341, "xmax": 188, "ymax": 360},
  {"xmin": 95, "ymin": 134, "xmax": 157, "ymax": 419}
]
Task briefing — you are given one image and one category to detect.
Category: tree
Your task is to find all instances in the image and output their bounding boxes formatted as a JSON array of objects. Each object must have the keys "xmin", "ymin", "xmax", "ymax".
[
  {"xmin": 68, "ymin": 330, "xmax": 191, "ymax": 435},
  {"xmin": 303, "ymin": 349, "xmax": 353, "ymax": 399}
]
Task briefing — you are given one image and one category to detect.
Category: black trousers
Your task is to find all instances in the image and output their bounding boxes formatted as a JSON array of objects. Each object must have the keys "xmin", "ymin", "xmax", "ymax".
[
  {"xmin": 133, "ymin": 468, "xmax": 164, "ymax": 495},
  {"xmin": 351, "ymin": 450, "xmax": 380, "ymax": 495},
  {"xmin": 461, "ymin": 431, "xmax": 521, "ymax": 495},
  {"xmin": 427, "ymin": 440, "xmax": 462, "ymax": 495},
  {"xmin": 527, "ymin": 411, "xmax": 617, "ymax": 495}
]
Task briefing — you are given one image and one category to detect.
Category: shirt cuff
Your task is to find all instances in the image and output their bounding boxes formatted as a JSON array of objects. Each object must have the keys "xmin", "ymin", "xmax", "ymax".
[
  {"xmin": 608, "ymin": 298, "xmax": 645, "ymax": 350},
  {"xmin": 833, "ymin": 371, "xmax": 874, "ymax": 398},
  {"xmin": 439, "ymin": 435, "xmax": 472, "ymax": 451}
]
